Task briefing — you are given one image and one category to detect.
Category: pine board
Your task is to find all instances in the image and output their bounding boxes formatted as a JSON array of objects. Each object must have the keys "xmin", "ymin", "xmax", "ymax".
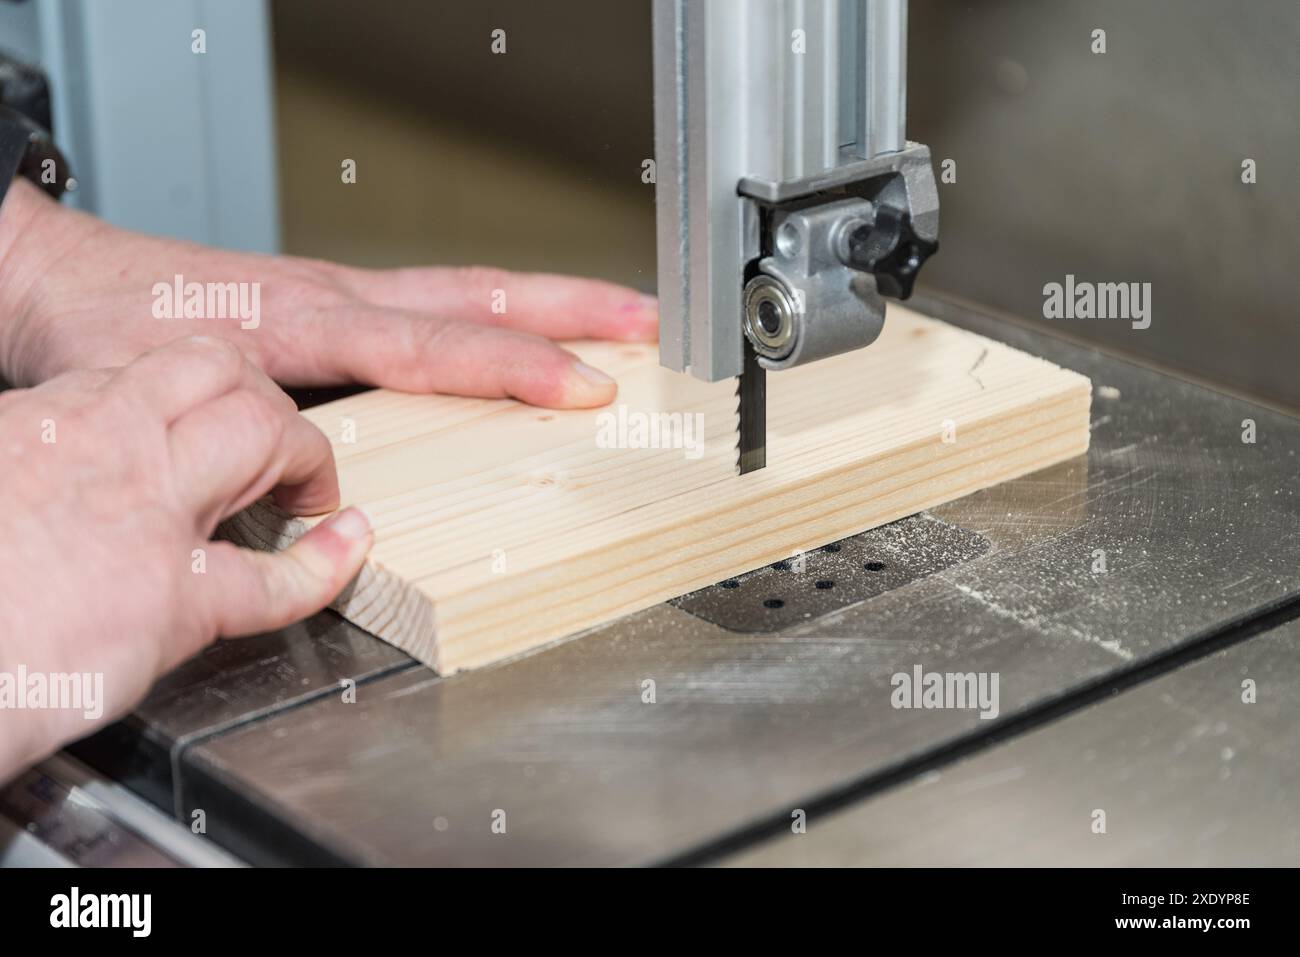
[{"xmin": 224, "ymin": 305, "xmax": 1091, "ymax": 673}]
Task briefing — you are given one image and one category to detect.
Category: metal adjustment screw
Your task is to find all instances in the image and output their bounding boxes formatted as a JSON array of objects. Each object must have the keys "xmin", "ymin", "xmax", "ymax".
[
  {"xmin": 843, "ymin": 205, "xmax": 938, "ymax": 301},
  {"xmin": 743, "ymin": 275, "xmax": 798, "ymax": 361}
]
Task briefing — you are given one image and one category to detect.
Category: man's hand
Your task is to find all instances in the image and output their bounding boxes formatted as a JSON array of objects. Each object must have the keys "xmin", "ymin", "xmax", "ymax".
[
  {"xmin": 0, "ymin": 178, "xmax": 657, "ymax": 782},
  {"xmin": 0, "ymin": 179, "xmax": 657, "ymax": 400},
  {"xmin": 0, "ymin": 337, "xmax": 373, "ymax": 779}
]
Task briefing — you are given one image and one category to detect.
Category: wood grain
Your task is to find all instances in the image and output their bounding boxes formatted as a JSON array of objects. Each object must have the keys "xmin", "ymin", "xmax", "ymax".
[{"xmin": 223, "ymin": 305, "xmax": 1091, "ymax": 673}]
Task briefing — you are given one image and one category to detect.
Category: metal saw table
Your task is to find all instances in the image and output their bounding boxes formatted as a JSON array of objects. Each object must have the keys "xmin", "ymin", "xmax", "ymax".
[{"xmin": 8, "ymin": 296, "xmax": 1300, "ymax": 867}]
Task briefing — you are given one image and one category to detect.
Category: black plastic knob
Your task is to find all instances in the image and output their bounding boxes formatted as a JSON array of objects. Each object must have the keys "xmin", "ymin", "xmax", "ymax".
[{"xmin": 845, "ymin": 206, "xmax": 938, "ymax": 301}]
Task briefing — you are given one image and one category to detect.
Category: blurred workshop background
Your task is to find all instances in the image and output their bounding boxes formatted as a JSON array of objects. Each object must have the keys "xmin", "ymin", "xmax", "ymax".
[
  {"xmin": 2, "ymin": 0, "xmax": 1297, "ymax": 411},
  {"xmin": 274, "ymin": 0, "xmax": 1300, "ymax": 414}
]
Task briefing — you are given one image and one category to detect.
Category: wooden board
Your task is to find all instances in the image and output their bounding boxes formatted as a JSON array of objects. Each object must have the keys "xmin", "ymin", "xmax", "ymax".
[{"xmin": 225, "ymin": 305, "xmax": 1091, "ymax": 673}]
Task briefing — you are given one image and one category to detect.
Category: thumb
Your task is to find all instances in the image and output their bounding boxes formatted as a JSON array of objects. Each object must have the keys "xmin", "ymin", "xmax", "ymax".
[{"xmin": 200, "ymin": 507, "xmax": 373, "ymax": 641}]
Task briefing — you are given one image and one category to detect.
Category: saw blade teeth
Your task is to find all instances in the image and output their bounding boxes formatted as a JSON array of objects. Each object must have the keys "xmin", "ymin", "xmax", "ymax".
[
  {"xmin": 735, "ymin": 347, "xmax": 767, "ymax": 475},
  {"xmin": 734, "ymin": 376, "xmax": 743, "ymax": 472}
]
